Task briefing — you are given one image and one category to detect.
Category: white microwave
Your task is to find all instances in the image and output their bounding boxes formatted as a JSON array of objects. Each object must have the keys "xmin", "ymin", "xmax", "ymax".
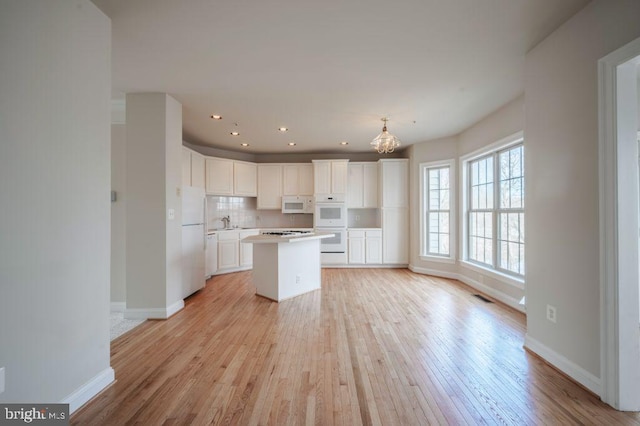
[{"xmin": 281, "ymin": 196, "xmax": 314, "ymax": 214}]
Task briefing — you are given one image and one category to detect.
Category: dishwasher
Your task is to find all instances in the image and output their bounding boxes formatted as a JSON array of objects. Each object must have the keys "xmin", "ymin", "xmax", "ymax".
[{"xmin": 205, "ymin": 232, "xmax": 218, "ymax": 278}]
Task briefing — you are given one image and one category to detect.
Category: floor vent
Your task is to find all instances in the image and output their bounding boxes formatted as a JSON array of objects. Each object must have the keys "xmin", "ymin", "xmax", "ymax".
[{"xmin": 473, "ymin": 294, "xmax": 493, "ymax": 303}]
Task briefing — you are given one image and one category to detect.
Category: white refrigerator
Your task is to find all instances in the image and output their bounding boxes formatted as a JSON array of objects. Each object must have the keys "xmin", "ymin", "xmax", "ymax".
[{"xmin": 181, "ymin": 186, "xmax": 206, "ymax": 299}]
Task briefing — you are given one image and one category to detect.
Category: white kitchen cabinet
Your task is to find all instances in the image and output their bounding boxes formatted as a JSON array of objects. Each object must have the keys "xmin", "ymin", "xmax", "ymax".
[
  {"xmin": 379, "ymin": 159, "xmax": 408, "ymax": 208},
  {"xmin": 205, "ymin": 157, "xmax": 234, "ymax": 195},
  {"xmin": 365, "ymin": 230, "xmax": 382, "ymax": 264},
  {"xmin": 206, "ymin": 233, "xmax": 218, "ymax": 277},
  {"xmin": 234, "ymin": 161, "xmax": 257, "ymax": 196},
  {"xmin": 348, "ymin": 229, "xmax": 382, "ymax": 265},
  {"xmin": 191, "ymin": 151, "xmax": 205, "ymax": 189},
  {"xmin": 257, "ymin": 164, "xmax": 283, "ymax": 209},
  {"xmin": 283, "ymin": 163, "xmax": 313, "ymax": 196},
  {"xmin": 218, "ymin": 239, "xmax": 239, "ymax": 270},
  {"xmin": 215, "ymin": 229, "xmax": 261, "ymax": 273},
  {"xmin": 182, "ymin": 148, "xmax": 206, "ymax": 189},
  {"xmin": 313, "ymin": 160, "xmax": 348, "ymax": 197},
  {"xmin": 239, "ymin": 229, "xmax": 260, "ymax": 267},
  {"xmin": 348, "ymin": 230, "xmax": 365, "ymax": 264},
  {"xmin": 382, "ymin": 208, "xmax": 408, "ymax": 264},
  {"xmin": 347, "ymin": 163, "xmax": 378, "ymax": 208}
]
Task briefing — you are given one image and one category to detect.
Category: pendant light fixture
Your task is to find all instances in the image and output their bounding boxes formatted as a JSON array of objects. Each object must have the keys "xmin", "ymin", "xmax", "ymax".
[{"xmin": 371, "ymin": 117, "xmax": 401, "ymax": 153}]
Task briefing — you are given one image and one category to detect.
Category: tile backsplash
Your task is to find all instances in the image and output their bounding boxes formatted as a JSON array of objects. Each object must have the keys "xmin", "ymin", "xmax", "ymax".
[{"xmin": 207, "ymin": 196, "xmax": 313, "ymax": 230}]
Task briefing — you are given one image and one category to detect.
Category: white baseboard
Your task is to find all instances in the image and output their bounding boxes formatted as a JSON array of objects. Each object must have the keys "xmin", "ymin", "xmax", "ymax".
[
  {"xmin": 409, "ymin": 265, "xmax": 458, "ymax": 280},
  {"xmin": 525, "ymin": 334, "xmax": 602, "ymax": 396},
  {"xmin": 124, "ymin": 299, "xmax": 184, "ymax": 320},
  {"xmin": 110, "ymin": 302, "xmax": 126, "ymax": 312},
  {"xmin": 326, "ymin": 264, "xmax": 407, "ymax": 269},
  {"xmin": 409, "ymin": 265, "xmax": 525, "ymax": 313},
  {"xmin": 62, "ymin": 367, "xmax": 114, "ymax": 414}
]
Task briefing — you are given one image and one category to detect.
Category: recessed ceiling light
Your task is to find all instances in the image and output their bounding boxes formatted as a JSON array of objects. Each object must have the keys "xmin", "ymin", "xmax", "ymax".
[
  {"xmin": 230, "ymin": 131, "xmax": 240, "ymax": 136},
  {"xmin": 288, "ymin": 142, "xmax": 296, "ymax": 146},
  {"xmin": 210, "ymin": 115, "xmax": 222, "ymax": 120},
  {"xmin": 278, "ymin": 127, "xmax": 288, "ymax": 132},
  {"xmin": 240, "ymin": 143, "xmax": 249, "ymax": 147},
  {"xmin": 340, "ymin": 141, "xmax": 349, "ymax": 145}
]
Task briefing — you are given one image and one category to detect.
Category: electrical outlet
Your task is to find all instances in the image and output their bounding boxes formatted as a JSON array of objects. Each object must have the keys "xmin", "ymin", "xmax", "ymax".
[
  {"xmin": 296, "ymin": 275, "xmax": 301, "ymax": 284},
  {"xmin": 0, "ymin": 367, "xmax": 5, "ymax": 394},
  {"xmin": 546, "ymin": 305, "xmax": 557, "ymax": 323},
  {"xmin": 168, "ymin": 208, "xmax": 175, "ymax": 220}
]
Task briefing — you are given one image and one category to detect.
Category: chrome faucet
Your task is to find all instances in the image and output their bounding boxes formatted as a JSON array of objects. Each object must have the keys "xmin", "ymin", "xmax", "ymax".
[{"xmin": 221, "ymin": 215, "xmax": 231, "ymax": 229}]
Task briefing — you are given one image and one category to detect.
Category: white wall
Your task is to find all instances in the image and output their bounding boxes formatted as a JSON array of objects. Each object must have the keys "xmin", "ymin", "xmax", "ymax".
[
  {"xmin": 408, "ymin": 136, "xmax": 458, "ymax": 276},
  {"xmin": 524, "ymin": 0, "xmax": 640, "ymax": 382},
  {"xmin": 0, "ymin": 0, "xmax": 113, "ymax": 409},
  {"xmin": 408, "ymin": 96, "xmax": 526, "ymax": 309},
  {"xmin": 111, "ymin": 124, "xmax": 126, "ymax": 306},
  {"xmin": 125, "ymin": 93, "xmax": 184, "ymax": 318}
]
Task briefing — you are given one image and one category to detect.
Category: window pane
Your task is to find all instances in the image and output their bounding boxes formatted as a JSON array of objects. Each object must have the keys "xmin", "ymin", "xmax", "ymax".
[{"xmin": 424, "ymin": 165, "xmax": 452, "ymax": 257}]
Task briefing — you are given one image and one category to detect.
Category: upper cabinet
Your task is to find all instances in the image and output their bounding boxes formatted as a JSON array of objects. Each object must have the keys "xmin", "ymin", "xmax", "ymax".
[
  {"xmin": 257, "ymin": 164, "xmax": 283, "ymax": 209},
  {"xmin": 181, "ymin": 147, "xmax": 205, "ymax": 189},
  {"xmin": 205, "ymin": 157, "xmax": 234, "ymax": 195},
  {"xmin": 234, "ymin": 161, "xmax": 257, "ymax": 197},
  {"xmin": 204, "ymin": 157, "xmax": 257, "ymax": 196},
  {"xmin": 313, "ymin": 159, "xmax": 348, "ymax": 198},
  {"xmin": 347, "ymin": 162, "xmax": 378, "ymax": 208},
  {"xmin": 283, "ymin": 163, "xmax": 314, "ymax": 196},
  {"xmin": 379, "ymin": 159, "xmax": 408, "ymax": 208}
]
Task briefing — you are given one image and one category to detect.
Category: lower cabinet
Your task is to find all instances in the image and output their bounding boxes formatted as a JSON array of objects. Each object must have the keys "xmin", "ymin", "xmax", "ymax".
[
  {"xmin": 382, "ymin": 208, "xmax": 408, "ymax": 264},
  {"xmin": 348, "ymin": 229, "xmax": 382, "ymax": 265},
  {"xmin": 218, "ymin": 238, "xmax": 239, "ymax": 270},
  {"xmin": 215, "ymin": 229, "xmax": 260, "ymax": 274}
]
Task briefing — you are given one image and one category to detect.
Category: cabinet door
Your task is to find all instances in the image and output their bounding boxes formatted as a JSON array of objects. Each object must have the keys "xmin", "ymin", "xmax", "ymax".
[
  {"xmin": 365, "ymin": 236, "xmax": 382, "ymax": 264},
  {"xmin": 382, "ymin": 208, "xmax": 408, "ymax": 264},
  {"xmin": 218, "ymin": 240, "xmax": 239, "ymax": 270},
  {"xmin": 234, "ymin": 161, "xmax": 257, "ymax": 196},
  {"xmin": 363, "ymin": 163, "xmax": 379, "ymax": 208},
  {"xmin": 205, "ymin": 158, "xmax": 234, "ymax": 195},
  {"xmin": 181, "ymin": 148, "xmax": 192, "ymax": 186},
  {"xmin": 282, "ymin": 165, "xmax": 299, "ymax": 196},
  {"xmin": 380, "ymin": 160, "xmax": 408, "ymax": 207},
  {"xmin": 191, "ymin": 152, "xmax": 206, "ymax": 189},
  {"xmin": 348, "ymin": 236, "xmax": 365, "ymax": 264},
  {"xmin": 257, "ymin": 164, "xmax": 283, "ymax": 209},
  {"xmin": 347, "ymin": 164, "xmax": 364, "ymax": 208},
  {"xmin": 298, "ymin": 164, "xmax": 314, "ymax": 195},
  {"xmin": 331, "ymin": 161, "xmax": 348, "ymax": 195},
  {"xmin": 313, "ymin": 161, "xmax": 331, "ymax": 195}
]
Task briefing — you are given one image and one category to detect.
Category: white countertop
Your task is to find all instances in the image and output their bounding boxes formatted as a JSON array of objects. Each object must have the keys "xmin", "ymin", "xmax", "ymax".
[{"xmin": 242, "ymin": 231, "xmax": 334, "ymax": 244}]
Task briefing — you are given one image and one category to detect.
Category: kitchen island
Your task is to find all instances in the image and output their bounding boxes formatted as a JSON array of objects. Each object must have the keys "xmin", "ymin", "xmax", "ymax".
[{"xmin": 241, "ymin": 232, "xmax": 334, "ymax": 302}]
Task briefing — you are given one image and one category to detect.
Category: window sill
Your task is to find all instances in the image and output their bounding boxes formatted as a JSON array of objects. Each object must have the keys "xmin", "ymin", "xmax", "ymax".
[
  {"xmin": 459, "ymin": 260, "xmax": 525, "ymax": 289},
  {"xmin": 419, "ymin": 255, "xmax": 456, "ymax": 264}
]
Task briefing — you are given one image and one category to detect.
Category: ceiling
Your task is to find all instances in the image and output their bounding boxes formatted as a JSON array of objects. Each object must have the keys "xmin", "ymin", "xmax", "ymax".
[{"xmin": 93, "ymin": 0, "xmax": 589, "ymax": 154}]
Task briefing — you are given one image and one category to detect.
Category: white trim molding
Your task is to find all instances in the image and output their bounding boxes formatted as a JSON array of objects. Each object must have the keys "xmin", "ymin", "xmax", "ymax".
[
  {"xmin": 598, "ymin": 36, "xmax": 640, "ymax": 411},
  {"xmin": 62, "ymin": 367, "xmax": 115, "ymax": 414},
  {"xmin": 525, "ymin": 335, "xmax": 601, "ymax": 396},
  {"xmin": 124, "ymin": 299, "xmax": 185, "ymax": 320}
]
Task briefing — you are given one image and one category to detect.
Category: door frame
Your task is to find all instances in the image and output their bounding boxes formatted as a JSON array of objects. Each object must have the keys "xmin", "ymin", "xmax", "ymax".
[{"xmin": 598, "ymin": 36, "xmax": 640, "ymax": 411}]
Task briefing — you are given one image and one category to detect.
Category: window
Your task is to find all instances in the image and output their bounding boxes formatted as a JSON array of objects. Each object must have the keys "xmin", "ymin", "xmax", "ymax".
[
  {"xmin": 465, "ymin": 139, "xmax": 524, "ymax": 277},
  {"xmin": 420, "ymin": 160, "xmax": 455, "ymax": 261}
]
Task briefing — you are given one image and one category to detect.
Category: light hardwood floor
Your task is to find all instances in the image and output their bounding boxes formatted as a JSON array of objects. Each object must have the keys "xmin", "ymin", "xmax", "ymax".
[{"xmin": 72, "ymin": 269, "xmax": 640, "ymax": 425}]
